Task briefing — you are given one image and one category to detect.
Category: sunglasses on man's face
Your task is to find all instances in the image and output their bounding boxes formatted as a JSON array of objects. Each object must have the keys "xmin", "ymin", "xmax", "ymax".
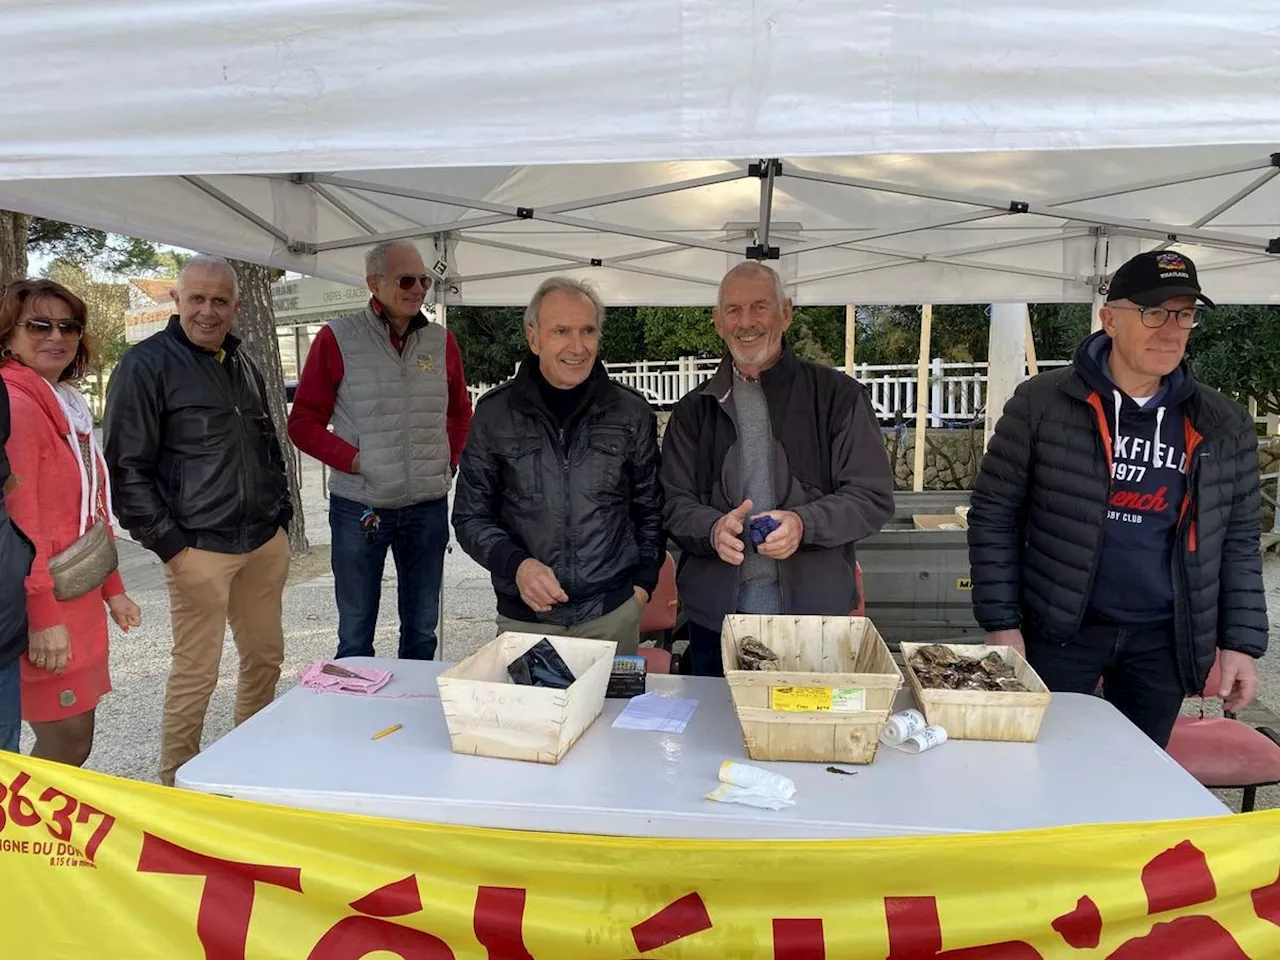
[
  {"xmin": 395, "ymin": 274, "xmax": 431, "ymax": 291},
  {"xmin": 17, "ymin": 318, "xmax": 85, "ymax": 339}
]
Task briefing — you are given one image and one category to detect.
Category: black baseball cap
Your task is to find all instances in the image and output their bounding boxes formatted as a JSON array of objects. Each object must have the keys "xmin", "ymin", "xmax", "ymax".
[{"xmin": 1106, "ymin": 250, "xmax": 1215, "ymax": 308}]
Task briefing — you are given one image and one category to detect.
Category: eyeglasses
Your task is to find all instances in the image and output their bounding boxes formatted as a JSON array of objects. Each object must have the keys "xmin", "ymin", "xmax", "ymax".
[
  {"xmin": 1111, "ymin": 305, "xmax": 1206, "ymax": 330},
  {"xmin": 16, "ymin": 318, "xmax": 85, "ymax": 339},
  {"xmin": 395, "ymin": 274, "xmax": 431, "ymax": 291}
]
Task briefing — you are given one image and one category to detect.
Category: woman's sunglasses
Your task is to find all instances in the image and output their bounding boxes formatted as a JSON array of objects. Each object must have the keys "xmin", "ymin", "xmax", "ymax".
[
  {"xmin": 16, "ymin": 318, "xmax": 85, "ymax": 339},
  {"xmin": 395, "ymin": 274, "xmax": 431, "ymax": 291}
]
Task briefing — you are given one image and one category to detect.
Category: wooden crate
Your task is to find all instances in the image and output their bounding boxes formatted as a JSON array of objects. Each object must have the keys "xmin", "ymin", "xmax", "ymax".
[
  {"xmin": 913, "ymin": 513, "xmax": 966, "ymax": 531},
  {"xmin": 899, "ymin": 642, "xmax": 1051, "ymax": 742},
  {"xmin": 720, "ymin": 615, "xmax": 903, "ymax": 764},
  {"xmin": 437, "ymin": 633, "xmax": 616, "ymax": 764}
]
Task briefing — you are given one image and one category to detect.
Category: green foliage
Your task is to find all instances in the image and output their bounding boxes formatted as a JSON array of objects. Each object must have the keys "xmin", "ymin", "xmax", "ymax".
[
  {"xmin": 28, "ymin": 220, "xmax": 160, "ymax": 274},
  {"xmin": 449, "ymin": 306, "xmax": 528, "ymax": 384},
  {"xmin": 148, "ymin": 249, "xmax": 193, "ymax": 278},
  {"xmin": 931, "ymin": 305, "xmax": 991, "ymax": 362},
  {"xmin": 1189, "ymin": 304, "xmax": 1280, "ymax": 415},
  {"xmin": 600, "ymin": 306, "xmax": 645, "ymax": 363},
  {"xmin": 42, "ymin": 259, "xmax": 130, "ymax": 413},
  {"xmin": 639, "ymin": 306, "xmax": 720, "ymax": 358},
  {"xmin": 790, "ymin": 306, "xmax": 844, "ymax": 366},
  {"xmin": 1028, "ymin": 303, "xmax": 1091, "ymax": 362},
  {"xmin": 446, "ymin": 296, "xmax": 1280, "ymax": 410}
]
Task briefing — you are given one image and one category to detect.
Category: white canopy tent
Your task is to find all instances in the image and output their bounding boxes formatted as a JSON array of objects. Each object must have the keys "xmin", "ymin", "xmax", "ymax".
[{"xmin": 2, "ymin": 0, "xmax": 1279, "ymax": 306}]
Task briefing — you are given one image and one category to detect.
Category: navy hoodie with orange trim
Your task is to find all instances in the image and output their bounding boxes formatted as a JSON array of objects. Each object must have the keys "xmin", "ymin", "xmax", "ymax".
[{"xmin": 1075, "ymin": 331, "xmax": 1195, "ymax": 623}]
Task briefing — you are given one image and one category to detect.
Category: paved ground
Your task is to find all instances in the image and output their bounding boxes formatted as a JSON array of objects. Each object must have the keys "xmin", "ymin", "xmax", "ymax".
[{"xmin": 21, "ymin": 455, "xmax": 1280, "ymax": 813}]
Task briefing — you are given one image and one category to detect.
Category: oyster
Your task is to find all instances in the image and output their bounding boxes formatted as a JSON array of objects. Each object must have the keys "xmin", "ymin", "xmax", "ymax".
[
  {"xmin": 738, "ymin": 636, "xmax": 781, "ymax": 671},
  {"xmin": 908, "ymin": 646, "xmax": 1029, "ymax": 692},
  {"xmin": 979, "ymin": 651, "xmax": 1015, "ymax": 678},
  {"xmin": 912, "ymin": 643, "xmax": 962, "ymax": 667}
]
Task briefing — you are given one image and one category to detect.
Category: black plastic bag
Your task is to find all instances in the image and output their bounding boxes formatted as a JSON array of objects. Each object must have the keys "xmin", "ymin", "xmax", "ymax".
[{"xmin": 507, "ymin": 638, "xmax": 577, "ymax": 689}]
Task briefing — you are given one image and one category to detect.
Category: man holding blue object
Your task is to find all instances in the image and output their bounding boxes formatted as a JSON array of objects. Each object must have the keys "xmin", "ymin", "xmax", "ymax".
[{"xmin": 661, "ymin": 262, "xmax": 895, "ymax": 676}]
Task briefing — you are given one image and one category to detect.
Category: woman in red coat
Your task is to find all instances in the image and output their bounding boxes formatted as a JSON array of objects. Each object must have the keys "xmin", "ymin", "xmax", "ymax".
[{"xmin": 0, "ymin": 279, "xmax": 141, "ymax": 765}]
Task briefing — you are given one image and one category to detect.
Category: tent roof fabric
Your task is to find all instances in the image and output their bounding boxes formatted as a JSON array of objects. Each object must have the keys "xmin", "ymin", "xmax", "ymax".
[{"xmin": 2, "ymin": 1, "xmax": 1279, "ymax": 304}]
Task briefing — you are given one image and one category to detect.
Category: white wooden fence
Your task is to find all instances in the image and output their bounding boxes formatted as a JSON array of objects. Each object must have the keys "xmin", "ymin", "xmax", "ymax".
[{"xmin": 466, "ymin": 357, "xmax": 1071, "ymax": 426}]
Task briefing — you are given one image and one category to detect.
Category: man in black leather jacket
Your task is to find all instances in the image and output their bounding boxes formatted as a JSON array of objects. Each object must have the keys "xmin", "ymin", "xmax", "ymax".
[
  {"xmin": 104, "ymin": 255, "xmax": 292, "ymax": 785},
  {"xmin": 0, "ymin": 375, "xmax": 35, "ymax": 753},
  {"xmin": 452, "ymin": 278, "xmax": 664, "ymax": 654}
]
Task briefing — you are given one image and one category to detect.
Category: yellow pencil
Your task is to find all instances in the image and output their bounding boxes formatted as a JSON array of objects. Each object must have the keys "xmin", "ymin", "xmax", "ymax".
[{"xmin": 371, "ymin": 723, "xmax": 403, "ymax": 740}]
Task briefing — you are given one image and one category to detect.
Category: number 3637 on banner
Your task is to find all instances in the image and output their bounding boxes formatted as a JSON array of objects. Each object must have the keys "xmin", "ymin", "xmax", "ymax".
[{"xmin": 1, "ymin": 754, "xmax": 1280, "ymax": 958}]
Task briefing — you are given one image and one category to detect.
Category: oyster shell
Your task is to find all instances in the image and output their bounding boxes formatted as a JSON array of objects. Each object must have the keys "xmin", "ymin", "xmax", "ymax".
[
  {"xmin": 737, "ymin": 636, "xmax": 781, "ymax": 671},
  {"xmin": 909, "ymin": 646, "xmax": 1029, "ymax": 692}
]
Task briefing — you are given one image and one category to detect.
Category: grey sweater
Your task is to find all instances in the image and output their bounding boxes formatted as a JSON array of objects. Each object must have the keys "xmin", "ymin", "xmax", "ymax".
[{"xmin": 731, "ymin": 372, "xmax": 784, "ymax": 614}]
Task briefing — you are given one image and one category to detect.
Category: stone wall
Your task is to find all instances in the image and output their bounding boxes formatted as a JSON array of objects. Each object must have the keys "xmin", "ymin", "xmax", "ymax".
[
  {"xmin": 884, "ymin": 429, "xmax": 984, "ymax": 491},
  {"xmin": 1262, "ymin": 440, "xmax": 1279, "ymax": 532}
]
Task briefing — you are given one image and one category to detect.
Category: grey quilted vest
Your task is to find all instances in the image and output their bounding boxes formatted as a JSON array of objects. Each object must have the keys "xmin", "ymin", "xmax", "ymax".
[{"xmin": 327, "ymin": 308, "xmax": 450, "ymax": 508}]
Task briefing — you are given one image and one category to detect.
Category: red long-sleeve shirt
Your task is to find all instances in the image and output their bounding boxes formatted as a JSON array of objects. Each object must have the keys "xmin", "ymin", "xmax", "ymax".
[{"xmin": 287, "ymin": 309, "xmax": 473, "ymax": 473}]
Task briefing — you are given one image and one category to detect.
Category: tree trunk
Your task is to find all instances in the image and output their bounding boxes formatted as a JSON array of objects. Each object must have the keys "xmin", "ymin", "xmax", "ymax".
[
  {"xmin": 229, "ymin": 259, "xmax": 309, "ymax": 555},
  {"xmin": 0, "ymin": 211, "xmax": 31, "ymax": 287}
]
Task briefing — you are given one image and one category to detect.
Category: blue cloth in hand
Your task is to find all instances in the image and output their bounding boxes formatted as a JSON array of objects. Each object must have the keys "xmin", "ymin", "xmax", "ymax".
[{"xmin": 748, "ymin": 515, "xmax": 781, "ymax": 547}]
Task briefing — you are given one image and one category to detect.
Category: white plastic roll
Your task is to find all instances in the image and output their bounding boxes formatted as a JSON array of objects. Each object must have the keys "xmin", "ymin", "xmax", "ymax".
[
  {"xmin": 880, "ymin": 709, "xmax": 927, "ymax": 746},
  {"xmin": 886, "ymin": 725, "xmax": 948, "ymax": 755}
]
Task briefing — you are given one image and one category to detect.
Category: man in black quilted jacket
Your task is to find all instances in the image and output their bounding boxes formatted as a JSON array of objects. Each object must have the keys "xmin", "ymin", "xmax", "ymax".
[{"xmin": 968, "ymin": 250, "xmax": 1267, "ymax": 746}]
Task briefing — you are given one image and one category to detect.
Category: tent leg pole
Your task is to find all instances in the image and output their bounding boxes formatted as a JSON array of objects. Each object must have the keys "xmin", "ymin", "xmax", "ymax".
[
  {"xmin": 913, "ymin": 306, "xmax": 932, "ymax": 492},
  {"xmin": 845, "ymin": 305, "xmax": 856, "ymax": 375},
  {"xmin": 1091, "ymin": 229, "xmax": 1109, "ymax": 333}
]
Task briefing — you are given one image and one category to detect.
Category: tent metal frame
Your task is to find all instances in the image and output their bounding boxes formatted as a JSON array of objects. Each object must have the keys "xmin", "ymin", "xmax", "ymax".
[{"xmin": 184, "ymin": 153, "xmax": 1280, "ymax": 301}]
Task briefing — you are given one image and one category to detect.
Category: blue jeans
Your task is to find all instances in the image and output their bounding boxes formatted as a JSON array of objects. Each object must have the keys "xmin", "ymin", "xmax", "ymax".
[
  {"xmin": 1026, "ymin": 619, "xmax": 1184, "ymax": 748},
  {"xmin": 686, "ymin": 621, "xmax": 725, "ymax": 678},
  {"xmin": 0, "ymin": 657, "xmax": 21, "ymax": 753},
  {"xmin": 330, "ymin": 495, "xmax": 447, "ymax": 660}
]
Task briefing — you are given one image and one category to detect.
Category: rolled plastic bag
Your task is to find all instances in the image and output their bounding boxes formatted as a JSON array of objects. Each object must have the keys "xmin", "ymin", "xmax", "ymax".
[{"xmin": 705, "ymin": 761, "xmax": 797, "ymax": 810}]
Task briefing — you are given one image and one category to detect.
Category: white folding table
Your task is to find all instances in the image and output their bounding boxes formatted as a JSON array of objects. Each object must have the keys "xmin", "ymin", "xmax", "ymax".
[{"xmin": 177, "ymin": 658, "xmax": 1227, "ymax": 839}]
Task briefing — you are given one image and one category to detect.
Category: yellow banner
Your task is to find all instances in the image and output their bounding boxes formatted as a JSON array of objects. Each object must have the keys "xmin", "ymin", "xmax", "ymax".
[{"xmin": 1, "ymin": 753, "xmax": 1279, "ymax": 959}]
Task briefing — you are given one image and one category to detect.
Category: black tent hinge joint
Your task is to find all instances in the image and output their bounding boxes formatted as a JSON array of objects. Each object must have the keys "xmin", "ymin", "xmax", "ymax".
[
  {"xmin": 590, "ymin": 258, "xmax": 603, "ymax": 267},
  {"xmin": 1008, "ymin": 200, "xmax": 1029, "ymax": 214},
  {"xmin": 745, "ymin": 244, "xmax": 781, "ymax": 260},
  {"xmin": 1270, "ymin": 153, "xmax": 1280, "ymax": 168},
  {"xmin": 748, "ymin": 159, "xmax": 783, "ymax": 178},
  {"xmin": 1267, "ymin": 237, "xmax": 1280, "ymax": 255},
  {"xmin": 516, "ymin": 207, "xmax": 534, "ymax": 219}
]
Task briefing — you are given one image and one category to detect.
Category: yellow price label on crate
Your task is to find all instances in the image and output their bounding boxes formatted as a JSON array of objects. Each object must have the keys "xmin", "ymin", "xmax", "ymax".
[{"xmin": 769, "ymin": 686, "xmax": 866, "ymax": 712}]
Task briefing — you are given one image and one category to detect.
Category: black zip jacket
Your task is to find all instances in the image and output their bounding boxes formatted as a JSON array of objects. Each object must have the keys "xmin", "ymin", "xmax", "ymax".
[
  {"xmin": 104, "ymin": 316, "xmax": 291, "ymax": 561},
  {"xmin": 452, "ymin": 356, "xmax": 665, "ymax": 627}
]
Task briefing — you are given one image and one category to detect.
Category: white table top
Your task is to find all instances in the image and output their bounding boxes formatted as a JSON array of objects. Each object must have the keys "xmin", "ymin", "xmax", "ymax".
[{"xmin": 177, "ymin": 658, "xmax": 1226, "ymax": 839}]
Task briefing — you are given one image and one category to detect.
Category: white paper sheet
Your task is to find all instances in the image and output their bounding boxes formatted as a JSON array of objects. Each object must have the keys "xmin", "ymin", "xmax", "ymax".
[{"xmin": 612, "ymin": 693, "xmax": 698, "ymax": 734}]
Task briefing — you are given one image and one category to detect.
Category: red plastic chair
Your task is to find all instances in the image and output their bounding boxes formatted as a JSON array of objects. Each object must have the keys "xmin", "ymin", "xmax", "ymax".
[
  {"xmin": 1165, "ymin": 652, "xmax": 1280, "ymax": 812},
  {"xmin": 639, "ymin": 552, "xmax": 678, "ymax": 635},
  {"xmin": 637, "ymin": 553, "xmax": 679, "ymax": 674},
  {"xmin": 638, "ymin": 647, "xmax": 674, "ymax": 674},
  {"xmin": 850, "ymin": 561, "xmax": 866, "ymax": 617}
]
